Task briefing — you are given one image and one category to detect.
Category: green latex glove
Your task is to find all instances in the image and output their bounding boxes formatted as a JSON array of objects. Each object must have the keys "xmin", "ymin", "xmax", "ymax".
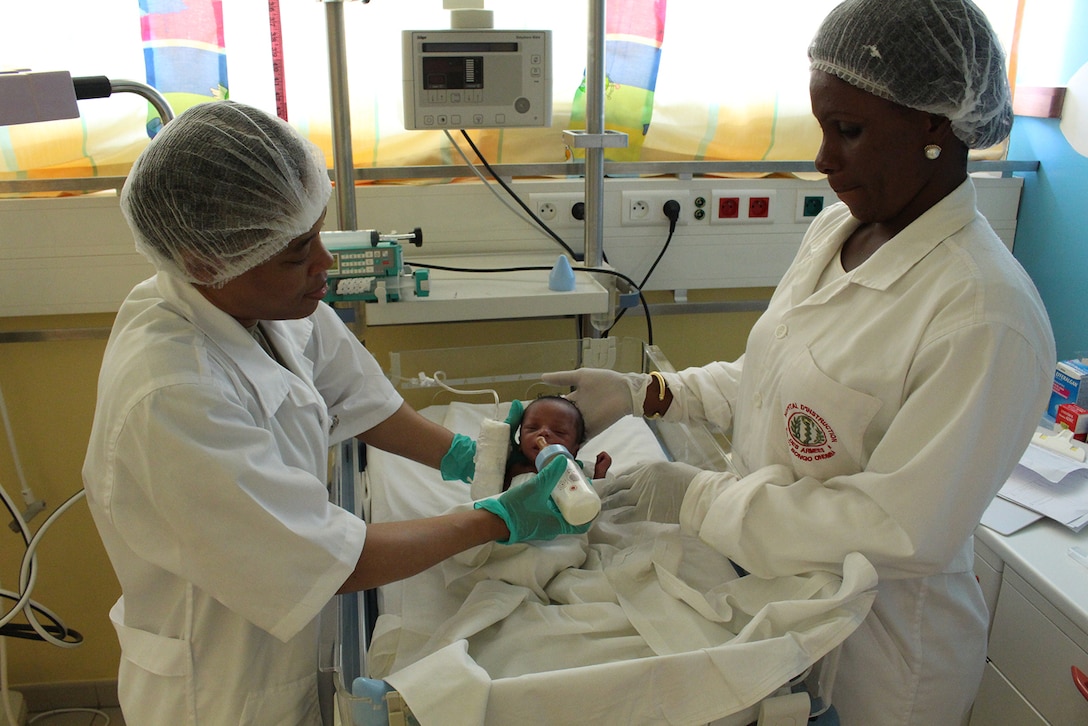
[
  {"xmin": 474, "ymin": 455, "xmax": 593, "ymax": 544},
  {"xmin": 440, "ymin": 433, "xmax": 476, "ymax": 483},
  {"xmin": 504, "ymin": 399, "xmax": 525, "ymax": 446}
]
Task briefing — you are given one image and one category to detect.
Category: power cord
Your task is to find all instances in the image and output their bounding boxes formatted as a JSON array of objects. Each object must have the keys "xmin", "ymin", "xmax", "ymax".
[
  {"xmin": 1, "ymin": 379, "xmax": 88, "ymax": 726},
  {"xmin": 413, "ymin": 371, "xmax": 501, "ymax": 418},
  {"xmin": 29, "ymin": 708, "xmax": 111, "ymax": 724},
  {"xmin": 0, "ymin": 594, "xmax": 79, "ymax": 643},
  {"xmin": 0, "ymin": 485, "xmax": 86, "ymax": 646},
  {"xmin": 604, "ymin": 199, "xmax": 680, "ymax": 336},
  {"xmin": 2, "ymin": 382, "xmax": 46, "ymax": 532},
  {"xmin": 639, "ymin": 199, "xmax": 681, "ymax": 288},
  {"xmin": 442, "ymin": 129, "xmax": 554, "ymax": 245},
  {"xmin": 439, "ymin": 130, "xmax": 650, "ymax": 340},
  {"xmin": 1, "ymin": 486, "xmax": 87, "ymax": 726},
  {"xmin": 455, "ymin": 130, "xmax": 581, "ymax": 260},
  {"xmin": 412, "ymin": 261, "xmax": 653, "ymax": 346}
]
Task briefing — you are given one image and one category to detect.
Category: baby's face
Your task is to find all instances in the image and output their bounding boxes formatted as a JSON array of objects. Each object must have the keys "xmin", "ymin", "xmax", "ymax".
[{"xmin": 518, "ymin": 398, "xmax": 582, "ymax": 462}]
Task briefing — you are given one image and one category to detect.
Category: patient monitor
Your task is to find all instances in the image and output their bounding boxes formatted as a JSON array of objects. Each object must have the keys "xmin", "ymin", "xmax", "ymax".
[{"xmin": 402, "ymin": 28, "xmax": 552, "ymax": 130}]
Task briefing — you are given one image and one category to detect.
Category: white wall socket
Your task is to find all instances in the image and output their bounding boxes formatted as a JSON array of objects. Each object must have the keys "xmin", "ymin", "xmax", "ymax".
[
  {"xmin": 528, "ymin": 192, "xmax": 585, "ymax": 230},
  {"xmin": 621, "ymin": 190, "xmax": 691, "ymax": 226}
]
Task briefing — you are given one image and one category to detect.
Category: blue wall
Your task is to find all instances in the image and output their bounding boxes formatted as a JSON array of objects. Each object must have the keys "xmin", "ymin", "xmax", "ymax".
[{"xmin": 1009, "ymin": 3, "xmax": 1088, "ymax": 360}]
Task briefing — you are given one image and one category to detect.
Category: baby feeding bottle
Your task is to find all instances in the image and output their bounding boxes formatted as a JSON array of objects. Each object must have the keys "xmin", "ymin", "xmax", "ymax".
[{"xmin": 535, "ymin": 443, "xmax": 601, "ymax": 526}]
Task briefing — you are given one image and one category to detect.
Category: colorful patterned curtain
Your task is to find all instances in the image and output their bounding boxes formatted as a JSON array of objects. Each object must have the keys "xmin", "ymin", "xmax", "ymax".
[
  {"xmin": 140, "ymin": 0, "xmax": 228, "ymax": 134},
  {"xmin": 1, "ymin": 1, "xmax": 1019, "ymax": 187},
  {"xmin": 569, "ymin": 0, "xmax": 667, "ymax": 162}
]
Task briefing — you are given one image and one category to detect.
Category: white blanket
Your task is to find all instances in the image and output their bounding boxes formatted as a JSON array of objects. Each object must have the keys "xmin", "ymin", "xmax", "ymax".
[{"xmin": 361, "ymin": 403, "xmax": 876, "ymax": 726}]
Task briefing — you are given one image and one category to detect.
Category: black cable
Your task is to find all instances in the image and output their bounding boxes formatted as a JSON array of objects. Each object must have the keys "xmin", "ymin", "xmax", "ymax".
[
  {"xmin": 458, "ymin": 130, "xmax": 581, "ymax": 260},
  {"xmin": 639, "ymin": 200, "xmax": 681, "ymax": 288},
  {"xmin": 1, "ymin": 478, "xmax": 39, "ymax": 635},
  {"xmin": 0, "ymin": 595, "xmax": 81, "ymax": 645},
  {"xmin": 454, "ymin": 131, "xmax": 644, "ymax": 337},
  {"xmin": 411, "ymin": 262, "xmax": 653, "ymax": 346},
  {"xmin": 604, "ymin": 200, "xmax": 680, "ymax": 337},
  {"xmin": 569, "ymin": 203, "xmax": 612, "ymax": 266},
  {"xmin": 1, "ymin": 623, "xmax": 83, "ymax": 645},
  {"xmin": 1, "ymin": 488, "xmax": 90, "ymax": 648}
]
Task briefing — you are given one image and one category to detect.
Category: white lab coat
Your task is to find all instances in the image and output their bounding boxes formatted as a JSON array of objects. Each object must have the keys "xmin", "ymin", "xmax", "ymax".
[
  {"xmin": 666, "ymin": 180, "xmax": 1055, "ymax": 725},
  {"xmin": 83, "ymin": 272, "xmax": 403, "ymax": 725}
]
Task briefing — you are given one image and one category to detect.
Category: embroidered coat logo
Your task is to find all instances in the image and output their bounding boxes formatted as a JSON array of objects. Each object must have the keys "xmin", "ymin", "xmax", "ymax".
[{"xmin": 785, "ymin": 403, "xmax": 838, "ymax": 462}]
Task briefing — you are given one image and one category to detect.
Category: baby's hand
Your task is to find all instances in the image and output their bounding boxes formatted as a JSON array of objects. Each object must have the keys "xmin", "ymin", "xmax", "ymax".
[{"xmin": 594, "ymin": 451, "xmax": 612, "ymax": 479}]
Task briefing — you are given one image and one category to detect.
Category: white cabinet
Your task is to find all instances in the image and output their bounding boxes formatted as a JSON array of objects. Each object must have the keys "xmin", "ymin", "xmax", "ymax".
[
  {"xmin": 971, "ymin": 662, "xmax": 1047, "ymax": 725},
  {"xmin": 970, "ymin": 521, "xmax": 1088, "ymax": 725},
  {"xmin": 974, "ymin": 538, "xmax": 1002, "ymax": 634}
]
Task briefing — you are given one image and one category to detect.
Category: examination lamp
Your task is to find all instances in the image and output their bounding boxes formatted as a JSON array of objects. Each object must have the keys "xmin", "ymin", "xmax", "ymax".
[{"xmin": 0, "ymin": 70, "xmax": 174, "ymax": 128}]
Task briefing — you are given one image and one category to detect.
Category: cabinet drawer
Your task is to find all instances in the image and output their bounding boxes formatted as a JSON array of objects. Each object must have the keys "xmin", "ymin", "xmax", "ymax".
[
  {"xmin": 969, "ymin": 661, "xmax": 1046, "ymax": 726},
  {"xmin": 988, "ymin": 571, "xmax": 1088, "ymax": 725}
]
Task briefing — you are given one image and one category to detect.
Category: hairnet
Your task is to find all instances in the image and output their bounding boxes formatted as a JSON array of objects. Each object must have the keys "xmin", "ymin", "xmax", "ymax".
[
  {"xmin": 120, "ymin": 101, "xmax": 331, "ymax": 287},
  {"xmin": 808, "ymin": 0, "xmax": 1012, "ymax": 149}
]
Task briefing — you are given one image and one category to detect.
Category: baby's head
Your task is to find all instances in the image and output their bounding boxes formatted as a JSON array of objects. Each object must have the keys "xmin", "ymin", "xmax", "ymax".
[{"xmin": 516, "ymin": 395, "xmax": 587, "ymax": 464}]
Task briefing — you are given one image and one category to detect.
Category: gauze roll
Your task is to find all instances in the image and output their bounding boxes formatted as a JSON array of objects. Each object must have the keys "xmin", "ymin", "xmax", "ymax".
[{"xmin": 472, "ymin": 418, "xmax": 510, "ymax": 500}]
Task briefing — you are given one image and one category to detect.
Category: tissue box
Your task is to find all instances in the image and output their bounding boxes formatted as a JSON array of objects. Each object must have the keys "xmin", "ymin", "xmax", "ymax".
[
  {"xmin": 1056, "ymin": 403, "xmax": 1088, "ymax": 441},
  {"xmin": 1048, "ymin": 359, "xmax": 1088, "ymax": 418}
]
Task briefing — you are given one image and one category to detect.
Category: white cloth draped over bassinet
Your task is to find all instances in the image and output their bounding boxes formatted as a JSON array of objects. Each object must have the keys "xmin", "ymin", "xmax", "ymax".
[{"xmin": 361, "ymin": 403, "xmax": 877, "ymax": 726}]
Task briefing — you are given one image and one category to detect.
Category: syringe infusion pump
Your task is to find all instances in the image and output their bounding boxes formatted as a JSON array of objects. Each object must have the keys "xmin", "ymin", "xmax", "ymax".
[
  {"xmin": 402, "ymin": 29, "xmax": 551, "ymax": 130},
  {"xmin": 322, "ymin": 229, "xmax": 429, "ymax": 304}
]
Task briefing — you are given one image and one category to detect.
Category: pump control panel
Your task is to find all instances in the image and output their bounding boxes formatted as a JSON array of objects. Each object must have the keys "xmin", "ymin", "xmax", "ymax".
[
  {"xmin": 323, "ymin": 229, "xmax": 428, "ymax": 304},
  {"xmin": 402, "ymin": 29, "xmax": 551, "ymax": 129}
]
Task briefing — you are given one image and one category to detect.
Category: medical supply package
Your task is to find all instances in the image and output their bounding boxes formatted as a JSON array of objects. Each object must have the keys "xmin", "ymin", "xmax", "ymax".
[
  {"xmin": 1056, "ymin": 403, "xmax": 1088, "ymax": 441},
  {"xmin": 1048, "ymin": 359, "xmax": 1088, "ymax": 418}
]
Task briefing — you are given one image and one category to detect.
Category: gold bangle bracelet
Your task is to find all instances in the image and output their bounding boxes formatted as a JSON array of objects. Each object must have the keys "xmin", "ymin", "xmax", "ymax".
[{"xmin": 649, "ymin": 371, "xmax": 667, "ymax": 401}]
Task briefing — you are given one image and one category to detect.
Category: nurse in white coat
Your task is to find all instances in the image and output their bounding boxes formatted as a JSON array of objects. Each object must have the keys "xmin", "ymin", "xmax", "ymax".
[
  {"xmin": 82, "ymin": 101, "xmax": 584, "ymax": 726},
  {"xmin": 545, "ymin": 1, "xmax": 1056, "ymax": 723}
]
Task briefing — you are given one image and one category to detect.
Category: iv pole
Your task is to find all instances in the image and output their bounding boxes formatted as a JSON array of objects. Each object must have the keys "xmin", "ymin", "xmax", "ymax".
[
  {"xmin": 320, "ymin": 8, "xmax": 363, "ymax": 718},
  {"xmin": 325, "ymin": 0, "xmax": 360, "ymax": 233},
  {"xmin": 566, "ymin": 0, "xmax": 627, "ymax": 273},
  {"xmin": 564, "ymin": 0, "xmax": 627, "ymax": 337}
]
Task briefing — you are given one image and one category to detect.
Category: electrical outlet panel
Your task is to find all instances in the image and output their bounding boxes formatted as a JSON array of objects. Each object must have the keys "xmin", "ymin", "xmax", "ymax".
[
  {"xmin": 529, "ymin": 192, "xmax": 586, "ymax": 230},
  {"xmin": 718, "ymin": 196, "xmax": 740, "ymax": 220},
  {"xmin": 621, "ymin": 190, "xmax": 691, "ymax": 226},
  {"xmin": 710, "ymin": 189, "xmax": 777, "ymax": 224},
  {"xmin": 794, "ymin": 192, "xmax": 839, "ymax": 223}
]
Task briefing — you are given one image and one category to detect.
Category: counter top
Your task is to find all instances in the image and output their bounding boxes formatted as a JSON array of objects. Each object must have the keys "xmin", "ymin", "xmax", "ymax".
[
  {"xmin": 360, "ymin": 253, "xmax": 610, "ymax": 326},
  {"xmin": 975, "ymin": 518, "xmax": 1088, "ymax": 635}
]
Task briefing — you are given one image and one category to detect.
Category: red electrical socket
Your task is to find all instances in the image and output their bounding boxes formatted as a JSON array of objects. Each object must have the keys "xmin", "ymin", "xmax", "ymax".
[
  {"xmin": 749, "ymin": 196, "xmax": 770, "ymax": 218},
  {"xmin": 718, "ymin": 197, "xmax": 740, "ymax": 219}
]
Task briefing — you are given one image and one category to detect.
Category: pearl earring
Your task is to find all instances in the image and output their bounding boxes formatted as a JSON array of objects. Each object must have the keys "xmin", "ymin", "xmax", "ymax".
[{"xmin": 924, "ymin": 144, "xmax": 942, "ymax": 160}]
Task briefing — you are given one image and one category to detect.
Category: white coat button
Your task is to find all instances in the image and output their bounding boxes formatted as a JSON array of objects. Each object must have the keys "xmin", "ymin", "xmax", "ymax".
[{"xmin": 775, "ymin": 324, "xmax": 788, "ymax": 339}]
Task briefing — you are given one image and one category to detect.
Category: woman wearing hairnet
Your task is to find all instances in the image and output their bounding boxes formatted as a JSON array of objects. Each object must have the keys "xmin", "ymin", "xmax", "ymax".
[
  {"xmin": 82, "ymin": 101, "xmax": 584, "ymax": 725},
  {"xmin": 546, "ymin": 0, "xmax": 1055, "ymax": 722}
]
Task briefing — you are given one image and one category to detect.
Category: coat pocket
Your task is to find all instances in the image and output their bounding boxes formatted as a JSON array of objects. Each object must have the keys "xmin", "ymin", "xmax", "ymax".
[
  {"xmin": 777, "ymin": 347, "xmax": 881, "ymax": 480},
  {"xmin": 238, "ymin": 672, "xmax": 321, "ymax": 726},
  {"xmin": 110, "ymin": 599, "xmax": 196, "ymax": 724}
]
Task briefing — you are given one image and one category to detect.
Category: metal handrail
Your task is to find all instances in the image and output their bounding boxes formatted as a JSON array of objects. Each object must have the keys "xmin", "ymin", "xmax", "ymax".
[{"xmin": 0, "ymin": 159, "xmax": 1039, "ymax": 196}]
